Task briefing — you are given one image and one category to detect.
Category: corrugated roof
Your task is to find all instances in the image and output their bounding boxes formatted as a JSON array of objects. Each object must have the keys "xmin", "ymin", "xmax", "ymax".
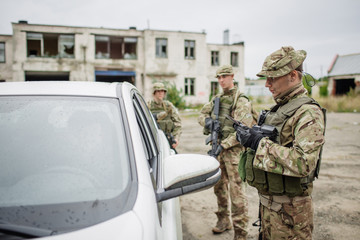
[{"xmin": 328, "ymin": 53, "xmax": 360, "ymax": 76}]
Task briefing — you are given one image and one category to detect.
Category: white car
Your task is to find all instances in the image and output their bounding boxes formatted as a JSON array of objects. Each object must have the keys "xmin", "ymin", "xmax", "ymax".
[{"xmin": 0, "ymin": 81, "xmax": 220, "ymax": 239}]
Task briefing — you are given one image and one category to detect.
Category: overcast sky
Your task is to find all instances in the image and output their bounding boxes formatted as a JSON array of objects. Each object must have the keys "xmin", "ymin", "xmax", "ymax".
[{"xmin": 1, "ymin": 0, "xmax": 359, "ymax": 79}]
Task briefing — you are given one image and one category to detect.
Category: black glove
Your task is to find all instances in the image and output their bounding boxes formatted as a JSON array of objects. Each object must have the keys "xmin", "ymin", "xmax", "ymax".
[
  {"xmin": 207, "ymin": 145, "xmax": 223, "ymax": 157},
  {"xmin": 152, "ymin": 113, "xmax": 158, "ymax": 120},
  {"xmin": 204, "ymin": 117, "xmax": 213, "ymax": 130},
  {"xmin": 236, "ymin": 127, "xmax": 264, "ymax": 150}
]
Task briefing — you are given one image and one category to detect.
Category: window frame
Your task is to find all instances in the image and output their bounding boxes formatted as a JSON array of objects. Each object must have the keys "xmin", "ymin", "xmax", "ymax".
[
  {"xmin": 26, "ymin": 32, "xmax": 75, "ymax": 58},
  {"xmin": 0, "ymin": 42, "xmax": 5, "ymax": 63},
  {"xmin": 211, "ymin": 51, "xmax": 219, "ymax": 66},
  {"xmin": 155, "ymin": 38, "xmax": 168, "ymax": 58},
  {"xmin": 184, "ymin": 40, "xmax": 195, "ymax": 59},
  {"xmin": 184, "ymin": 78, "xmax": 195, "ymax": 96},
  {"xmin": 132, "ymin": 92, "xmax": 160, "ymax": 183},
  {"xmin": 231, "ymin": 52, "xmax": 239, "ymax": 67},
  {"xmin": 95, "ymin": 35, "xmax": 137, "ymax": 60}
]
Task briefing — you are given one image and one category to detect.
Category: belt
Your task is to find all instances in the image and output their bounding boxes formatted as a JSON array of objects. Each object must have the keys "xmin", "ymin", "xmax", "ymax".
[{"xmin": 259, "ymin": 194, "xmax": 311, "ymax": 212}]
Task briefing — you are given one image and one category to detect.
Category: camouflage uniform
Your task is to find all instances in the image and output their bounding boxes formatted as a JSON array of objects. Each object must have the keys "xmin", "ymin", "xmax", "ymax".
[
  {"xmin": 198, "ymin": 65, "xmax": 255, "ymax": 239},
  {"xmin": 247, "ymin": 46, "xmax": 326, "ymax": 240},
  {"xmin": 148, "ymin": 83, "xmax": 182, "ymax": 142}
]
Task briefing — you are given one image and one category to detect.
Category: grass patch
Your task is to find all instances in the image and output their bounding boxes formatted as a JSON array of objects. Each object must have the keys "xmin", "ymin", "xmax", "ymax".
[
  {"xmin": 315, "ymin": 95, "xmax": 360, "ymax": 113},
  {"xmin": 182, "ymin": 95, "xmax": 360, "ymax": 114}
]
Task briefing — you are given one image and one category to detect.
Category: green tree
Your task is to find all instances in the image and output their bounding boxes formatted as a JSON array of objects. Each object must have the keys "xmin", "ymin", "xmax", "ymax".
[
  {"xmin": 319, "ymin": 77, "xmax": 329, "ymax": 97},
  {"xmin": 165, "ymin": 82, "xmax": 186, "ymax": 109},
  {"xmin": 151, "ymin": 79, "xmax": 186, "ymax": 109}
]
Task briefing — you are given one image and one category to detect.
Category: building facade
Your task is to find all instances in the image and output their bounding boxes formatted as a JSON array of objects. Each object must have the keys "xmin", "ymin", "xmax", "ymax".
[
  {"xmin": 327, "ymin": 53, "xmax": 360, "ymax": 95},
  {"xmin": 0, "ymin": 21, "xmax": 245, "ymax": 104}
]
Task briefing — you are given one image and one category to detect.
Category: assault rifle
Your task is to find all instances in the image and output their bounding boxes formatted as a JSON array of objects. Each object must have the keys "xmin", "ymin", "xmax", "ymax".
[
  {"xmin": 205, "ymin": 97, "xmax": 222, "ymax": 157},
  {"xmin": 225, "ymin": 114, "xmax": 278, "ymax": 142},
  {"xmin": 166, "ymin": 133, "xmax": 178, "ymax": 154}
]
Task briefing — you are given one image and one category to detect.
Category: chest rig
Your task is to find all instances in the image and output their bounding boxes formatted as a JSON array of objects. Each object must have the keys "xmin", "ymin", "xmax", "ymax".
[
  {"xmin": 245, "ymin": 96, "xmax": 326, "ymax": 197},
  {"xmin": 208, "ymin": 89, "xmax": 237, "ymax": 140},
  {"xmin": 149, "ymin": 101, "xmax": 174, "ymax": 134}
]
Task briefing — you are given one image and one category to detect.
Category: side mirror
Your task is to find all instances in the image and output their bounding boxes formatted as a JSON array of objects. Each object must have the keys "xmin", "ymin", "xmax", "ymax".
[{"xmin": 156, "ymin": 154, "xmax": 220, "ymax": 202}]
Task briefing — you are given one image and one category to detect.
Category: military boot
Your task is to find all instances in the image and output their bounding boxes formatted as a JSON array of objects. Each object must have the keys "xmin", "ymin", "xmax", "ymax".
[
  {"xmin": 233, "ymin": 229, "xmax": 247, "ymax": 240},
  {"xmin": 212, "ymin": 212, "xmax": 232, "ymax": 234}
]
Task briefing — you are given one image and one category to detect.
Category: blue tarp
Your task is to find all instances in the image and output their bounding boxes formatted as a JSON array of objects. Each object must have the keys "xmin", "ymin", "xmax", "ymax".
[{"xmin": 95, "ymin": 70, "xmax": 136, "ymax": 77}]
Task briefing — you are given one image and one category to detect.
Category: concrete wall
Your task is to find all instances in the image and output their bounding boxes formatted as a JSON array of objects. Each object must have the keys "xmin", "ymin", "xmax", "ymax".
[{"xmin": 5, "ymin": 22, "xmax": 245, "ymax": 105}]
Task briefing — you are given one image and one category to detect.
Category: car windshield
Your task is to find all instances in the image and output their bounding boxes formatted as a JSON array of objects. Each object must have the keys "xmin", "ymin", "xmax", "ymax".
[{"xmin": 0, "ymin": 96, "xmax": 133, "ymax": 233}]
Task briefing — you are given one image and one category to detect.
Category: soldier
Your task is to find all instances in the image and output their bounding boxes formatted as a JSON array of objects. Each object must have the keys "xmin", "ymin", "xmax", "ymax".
[
  {"xmin": 235, "ymin": 46, "xmax": 326, "ymax": 239},
  {"xmin": 198, "ymin": 65, "xmax": 256, "ymax": 240},
  {"xmin": 148, "ymin": 82, "xmax": 182, "ymax": 151}
]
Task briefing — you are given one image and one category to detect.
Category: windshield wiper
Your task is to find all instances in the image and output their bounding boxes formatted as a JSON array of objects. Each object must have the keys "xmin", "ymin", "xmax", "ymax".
[{"xmin": 0, "ymin": 221, "xmax": 55, "ymax": 238}]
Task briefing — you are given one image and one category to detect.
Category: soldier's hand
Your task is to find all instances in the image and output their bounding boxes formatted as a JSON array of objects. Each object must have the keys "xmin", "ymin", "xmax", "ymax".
[
  {"xmin": 214, "ymin": 145, "xmax": 223, "ymax": 157},
  {"xmin": 157, "ymin": 111, "xmax": 168, "ymax": 120},
  {"xmin": 152, "ymin": 113, "xmax": 158, "ymax": 120},
  {"xmin": 236, "ymin": 127, "xmax": 263, "ymax": 150},
  {"xmin": 172, "ymin": 139, "xmax": 179, "ymax": 149},
  {"xmin": 205, "ymin": 117, "xmax": 213, "ymax": 130},
  {"xmin": 207, "ymin": 145, "xmax": 223, "ymax": 157}
]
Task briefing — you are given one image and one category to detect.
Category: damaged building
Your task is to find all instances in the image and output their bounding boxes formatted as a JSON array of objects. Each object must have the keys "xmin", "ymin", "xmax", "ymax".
[
  {"xmin": 0, "ymin": 21, "xmax": 245, "ymax": 104},
  {"xmin": 327, "ymin": 53, "xmax": 360, "ymax": 95}
]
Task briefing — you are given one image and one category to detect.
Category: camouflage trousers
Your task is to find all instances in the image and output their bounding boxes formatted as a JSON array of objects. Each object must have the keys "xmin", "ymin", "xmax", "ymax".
[
  {"xmin": 214, "ymin": 147, "xmax": 249, "ymax": 234},
  {"xmin": 260, "ymin": 195, "xmax": 314, "ymax": 240}
]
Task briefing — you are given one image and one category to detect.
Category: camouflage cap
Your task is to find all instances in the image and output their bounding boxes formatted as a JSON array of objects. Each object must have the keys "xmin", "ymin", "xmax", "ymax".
[
  {"xmin": 215, "ymin": 65, "xmax": 234, "ymax": 78},
  {"xmin": 153, "ymin": 82, "xmax": 167, "ymax": 94},
  {"xmin": 256, "ymin": 46, "xmax": 307, "ymax": 78}
]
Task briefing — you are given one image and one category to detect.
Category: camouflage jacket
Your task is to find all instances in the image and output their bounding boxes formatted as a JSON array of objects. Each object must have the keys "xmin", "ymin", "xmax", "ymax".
[
  {"xmin": 198, "ymin": 87, "xmax": 254, "ymax": 150},
  {"xmin": 254, "ymin": 84, "xmax": 325, "ymax": 178},
  {"xmin": 148, "ymin": 99, "xmax": 182, "ymax": 140}
]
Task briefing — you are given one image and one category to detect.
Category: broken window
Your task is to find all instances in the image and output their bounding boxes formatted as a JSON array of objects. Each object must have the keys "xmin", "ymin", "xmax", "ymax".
[
  {"xmin": 184, "ymin": 78, "xmax": 195, "ymax": 96},
  {"xmin": 27, "ymin": 33, "xmax": 42, "ymax": 57},
  {"xmin": 211, "ymin": 51, "xmax": 219, "ymax": 66},
  {"xmin": 184, "ymin": 40, "xmax": 195, "ymax": 59},
  {"xmin": 0, "ymin": 42, "xmax": 5, "ymax": 63},
  {"xmin": 124, "ymin": 37, "xmax": 137, "ymax": 59},
  {"xmin": 95, "ymin": 35, "xmax": 137, "ymax": 59},
  {"xmin": 26, "ymin": 32, "xmax": 74, "ymax": 58},
  {"xmin": 156, "ymin": 38, "xmax": 167, "ymax": 58},
  {"xmin": 231, "ymin": 52, "xmax": 239, "ymax": 67},
  {"xmin": 59, "ymin": 35, "xmax": 74, "ymax": 58},
  {"xmin": 95, "ymin": 36, "xmax": 110, "ymax": 59}
]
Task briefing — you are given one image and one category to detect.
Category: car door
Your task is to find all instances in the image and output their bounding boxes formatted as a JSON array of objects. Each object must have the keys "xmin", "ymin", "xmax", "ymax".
[{"xmin": 131, "ymin": 91, "xmax": 182, "ymax": 240}]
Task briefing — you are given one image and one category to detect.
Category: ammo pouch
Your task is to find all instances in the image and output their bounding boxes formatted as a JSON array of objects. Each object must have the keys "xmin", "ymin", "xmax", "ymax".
[
  {"xmin": 158, "ymin": 119, "xmax": 174, "ymax": 134},
  {"xmin": 244, "ymin": 149, "xmax": 306, "ymax": 197}
]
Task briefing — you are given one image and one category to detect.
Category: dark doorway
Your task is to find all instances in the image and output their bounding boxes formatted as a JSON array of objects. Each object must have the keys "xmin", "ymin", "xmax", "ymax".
[
  {"xmin": 25, "ymin": 71, "xmax": 69, "ymax": 81},
  {"xmin": 335, "ymin": 79, "xmax": 355, "ymax": 95}
]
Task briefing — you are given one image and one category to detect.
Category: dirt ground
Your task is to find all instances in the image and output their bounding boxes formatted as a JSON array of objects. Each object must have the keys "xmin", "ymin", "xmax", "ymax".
[{"xmin": 177, "ymin": 111, "xmax": 360, "ymax": 240}]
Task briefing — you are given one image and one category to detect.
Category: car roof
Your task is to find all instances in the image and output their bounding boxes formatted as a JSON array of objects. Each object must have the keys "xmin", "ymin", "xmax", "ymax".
[{"xmin": 0, "ymin": 81, "xmax": 129, "ymax": 97}]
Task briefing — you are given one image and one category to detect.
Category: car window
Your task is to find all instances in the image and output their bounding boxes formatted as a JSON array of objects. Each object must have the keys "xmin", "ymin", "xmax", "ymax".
[
  {"xmin": 0, "ymin": 96, "xmax": 134, "ymax": 232},
  {"xmin": 134, "ymin": 93, "xmax": 159, "ymax": 146},
  {"xmin": 132, "ymin": 93, "xmax": 160, "ymax": 184}
]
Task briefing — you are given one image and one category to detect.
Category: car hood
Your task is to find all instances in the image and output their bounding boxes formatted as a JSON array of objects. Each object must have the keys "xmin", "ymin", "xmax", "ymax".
[{"xmin": 38, "ymin": 211, "xmax": 142, "ymax": 240}]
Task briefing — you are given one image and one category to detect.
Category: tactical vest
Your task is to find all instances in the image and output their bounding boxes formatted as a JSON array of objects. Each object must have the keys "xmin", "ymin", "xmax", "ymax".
[
  {"xmin": 149, "ymin": 101, "xmax": 174, "ymax": 134},
  {"xmin": 207, "ymin": 90, "xmax": 236, "ymax": 140},
  {"xmin": 245, "ymin": 96, "xmax": 326, "ymax": 197}
]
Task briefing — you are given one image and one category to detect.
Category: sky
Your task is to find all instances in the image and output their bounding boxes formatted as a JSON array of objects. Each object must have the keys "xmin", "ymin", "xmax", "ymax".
[{"xmin": 1, "ymin": 0, "xmax": 359, "ymax": 79}]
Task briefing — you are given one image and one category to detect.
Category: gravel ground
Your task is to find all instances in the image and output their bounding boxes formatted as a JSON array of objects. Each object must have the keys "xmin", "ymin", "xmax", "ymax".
[{"xmin": 177, "ymin": 111, "xmax": 360, "ymax": 240}]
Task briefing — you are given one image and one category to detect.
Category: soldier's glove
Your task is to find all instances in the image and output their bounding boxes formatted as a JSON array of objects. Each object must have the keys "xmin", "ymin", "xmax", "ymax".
[
  {"xmin": 204, "ymin": 117, "xmax": 213, "ymax": 130},
  {"xmin": 207, "ymin": 145, "xmax": 223, "ymax": 157},
  {"xmin": 152, "ymin": 113, "xmax": 158, "ymax": 120},
  {"xmin": 236, "ymin": 126, "xmax": 263, "ymax": 151}
]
